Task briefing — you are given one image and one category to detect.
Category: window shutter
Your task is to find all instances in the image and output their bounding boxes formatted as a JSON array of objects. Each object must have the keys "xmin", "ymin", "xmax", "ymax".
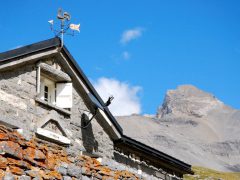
[{"xmin": 56, "ymin": 83, "xmax": 72, "ymax": 108}]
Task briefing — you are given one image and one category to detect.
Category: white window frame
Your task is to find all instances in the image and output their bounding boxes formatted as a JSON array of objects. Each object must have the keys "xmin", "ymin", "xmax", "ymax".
[
  {"xmin": 39, "ymin": 76, "xmax": 72, "ymax": 109},
  {"xmin": 40, "ymin": 77, "xmax": 56, "ymax": 105}
]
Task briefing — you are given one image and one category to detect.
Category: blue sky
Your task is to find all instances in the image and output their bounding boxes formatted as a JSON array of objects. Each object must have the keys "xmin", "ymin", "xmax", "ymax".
[{"xmin": 0, "ymin": 1, "xmax": 240, "ymax": 115}]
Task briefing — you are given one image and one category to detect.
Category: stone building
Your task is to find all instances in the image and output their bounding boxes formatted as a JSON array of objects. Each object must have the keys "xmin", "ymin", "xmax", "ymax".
[{"xmin": 0, "ymin": 38, "xmax": 193, "ymax": 179}]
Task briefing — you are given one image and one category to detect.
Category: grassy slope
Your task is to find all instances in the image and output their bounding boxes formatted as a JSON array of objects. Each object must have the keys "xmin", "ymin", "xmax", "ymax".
[{"xmin": 184, "ymin": 166, "xmax": 240, "ymax": 180}]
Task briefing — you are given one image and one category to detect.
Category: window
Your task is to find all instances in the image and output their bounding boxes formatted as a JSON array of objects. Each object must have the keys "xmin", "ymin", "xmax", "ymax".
[
  {"xmin": 40, "ymin": 77, "xmax": 56, "ymax": 105},
  {"xmin": 40, "ymin": 76, "xmax": 72, "ymax": 109},
  {"xmin": 36, "ymin": 62, "xmax": 73, "ymax": 112},
  {"xmin": 44, "ymin": 86, "xmax": 48, "ymax": 101}
]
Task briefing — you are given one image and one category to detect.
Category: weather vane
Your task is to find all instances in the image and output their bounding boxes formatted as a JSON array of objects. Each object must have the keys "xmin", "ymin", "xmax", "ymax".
[{"xmin": 48, "ymin": 8, "xmax": 80, "ymax": 47}]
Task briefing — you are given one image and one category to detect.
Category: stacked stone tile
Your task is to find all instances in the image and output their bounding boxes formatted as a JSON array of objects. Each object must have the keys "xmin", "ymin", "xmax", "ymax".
[{"xmin": 0, "ymin": 125, "xmax": 141, "ymax": 180}]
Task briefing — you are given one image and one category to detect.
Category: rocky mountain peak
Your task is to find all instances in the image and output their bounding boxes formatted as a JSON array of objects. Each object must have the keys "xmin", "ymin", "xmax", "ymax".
[
  {"xmin": 157, "ymin": 85, "xmax": 223, "ymax": 118},
  {"xmin": 117, "ymin": 85, "xmax": 240, "ymax": 172}
]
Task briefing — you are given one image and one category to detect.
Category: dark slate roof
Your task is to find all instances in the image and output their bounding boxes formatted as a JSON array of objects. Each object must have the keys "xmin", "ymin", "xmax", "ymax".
[
  {"xmin": 0, "ymin": 38, "xmax": 193, "ymax": 175},
  {"xmin": 0, "ymin": 38, "xmax": 60, "ymax": 62}
]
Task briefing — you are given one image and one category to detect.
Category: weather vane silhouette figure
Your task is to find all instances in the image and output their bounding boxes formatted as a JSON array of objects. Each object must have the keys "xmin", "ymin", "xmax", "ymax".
[{"xmin": 48, "ymin": 8, "xmax": 80, "ymax": 47}]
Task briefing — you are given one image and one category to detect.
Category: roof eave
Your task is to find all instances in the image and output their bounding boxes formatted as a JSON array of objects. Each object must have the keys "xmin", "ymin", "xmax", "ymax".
[{"xmin": 115, "ymin": 135, "xmax": 194, "ymax": 175}]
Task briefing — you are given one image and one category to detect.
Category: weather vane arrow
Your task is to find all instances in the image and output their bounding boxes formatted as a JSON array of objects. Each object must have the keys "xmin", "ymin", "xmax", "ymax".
[{"xmin": 48, "ymin": 8, "xmax": 81, "ymax": 47}]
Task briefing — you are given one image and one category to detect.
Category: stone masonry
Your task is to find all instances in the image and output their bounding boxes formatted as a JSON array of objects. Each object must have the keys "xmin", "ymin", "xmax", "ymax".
[{"xmin": 0, "ymin": 124, "xmax": 142, "ymax": 179}]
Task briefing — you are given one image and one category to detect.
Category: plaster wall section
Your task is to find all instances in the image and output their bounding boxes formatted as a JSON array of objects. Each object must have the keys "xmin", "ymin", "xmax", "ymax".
[{"xmin": 0, "ymin": 62, "xmax": 114, "ymax": 158}]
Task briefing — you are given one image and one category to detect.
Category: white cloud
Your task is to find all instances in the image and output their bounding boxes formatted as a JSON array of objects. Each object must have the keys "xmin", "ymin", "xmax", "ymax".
[
  {"xmin": 120, "ymin": 27, "xmax": 143, "ymax": 44},
  {"xmin": 93, "ymin": 77, "xmax": 142, "ymax": 116},
  {"xmin": 122, "ymin": 51, "xmax": 131, "ymax": 60}
]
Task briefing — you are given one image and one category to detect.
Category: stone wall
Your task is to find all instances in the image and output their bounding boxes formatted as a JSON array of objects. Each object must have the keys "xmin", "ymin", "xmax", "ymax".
[
  {"xmin": 0, "ymin": 62, "xmax": 114, "ymax": 159},
  {"xmin": 0, "ymin": 64, "xmax": 36, "ymax": 131},
  {"xmin": 0, "ymin": 125, "xmax": 142, "ymax": 180}
]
